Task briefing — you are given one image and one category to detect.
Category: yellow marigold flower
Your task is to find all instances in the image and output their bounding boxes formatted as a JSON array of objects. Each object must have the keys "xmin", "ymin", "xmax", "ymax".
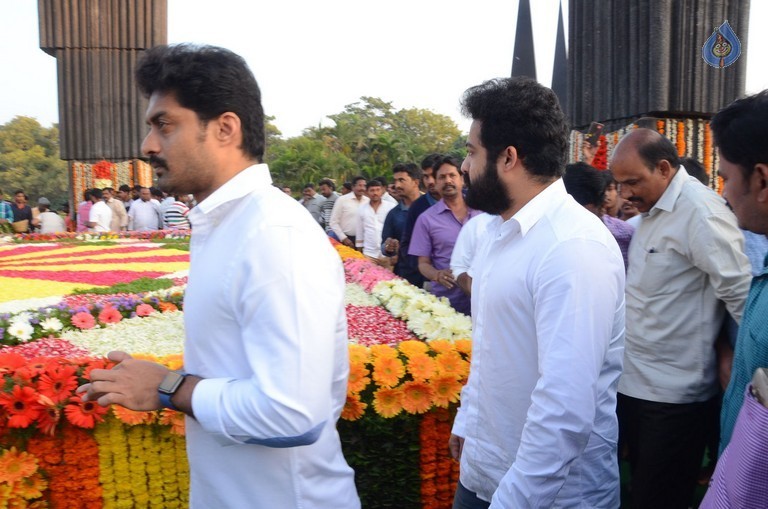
[
  {"xmin": 0, "ymin": 447, "xmax": 38, "ymax": 485},
  {"xmin": 111, "ymin": 405, "xmax": 157, "ymax": 426},
  {"xmin": 369, "ymin": 344, "xmax": 398, "ymax": 359},
  {"xmin": 430, "ymin": 375, "xmax": 463, "ymax": 408},
  {"xmin": 372, "ymin": 386, "xmax": 403, "ymax": 418},
  {"xmin": 341, "ymin": 394, "xmax": 367, "ymax": 421},
  {"xmin": 407, "ymin": 353, "xmax": 436, "ymax": 382},
  {"xmin": 397, "ymin": 340, "xmax": 429, "ymax": 358},
  {"xmin": 401, "ymin": 380, "xmax": 435, "ymax": 414},
  {"xmin": 347, "ymin": 362, "xmax": 371, "ymax": 394},
  {"xmin": 434, "ymin": 351, "xmax": 470, "ymax": 380},
  {"xmin": 372, "ymin": 355, "xmax": 405, "ymax": 387},
  {"xmin": 427, "ymin": 339, "xmax": 455, "ymax": 354},
  {"xmin": 348, "ymin": 344, "xmax": 370, "ymax": 364},
  {"xmin": 334, "ymin": 244, "xmax": 365, "ymax": 260},
  {"xmin": 453, "ymin": 338, "xmax": 473, "ymax": 356}
]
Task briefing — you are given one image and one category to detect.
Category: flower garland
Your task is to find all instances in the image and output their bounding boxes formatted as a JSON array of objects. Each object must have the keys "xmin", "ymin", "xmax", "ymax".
[{"xmin": 419, "ymin": 408, "xmax": 459, "ymax": 509}]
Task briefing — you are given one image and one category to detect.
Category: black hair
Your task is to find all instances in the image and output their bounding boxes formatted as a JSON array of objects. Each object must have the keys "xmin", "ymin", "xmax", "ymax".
[
  {"xmin": 421, "ymin": 153, "xmax": 443, "ymax": 170},
  {"xmin": 351, "ymin": 175, "xmax": 367, "ymax": 185},
  {"xmin": 392, "ymin": 162, "xmax": 422, "ymax": 181},
  {"xmin": 366, "ymin": 179, "xmax": 383, "ymax": 189},
  {"xmin": 303, "ymin": 183, "xmax": 315, "ymax": 190},
  {"xmin": 119, "ymin": 184, "xmax": 131, "ymax": 193},
  {"xmin": 136, "ymin": 44, "xmax": 265, "ymax": 161},
  {"xmin": 91, "ymin": 188, "xmax": 103, "ymax": 200},
  {"xmin": 636, "ymin": 134, "xmax": 680, "ymax": 172},
  {"xmin": 318, "ymin": 178, "xmax": 336, "ymax": 191},
  {"xmin": 343, "ymin": 182, "xmax": 353, "ymax": 191},
  {"xmin": 563, "ymin": 162, "xmax": 606, "ymax": 207},
  {"xmin": 461, "ymin": 77, "xmax": 568, "ymax": 181},
  {"xmin": 680, "ymin": 157, "xmax": 708, "ymax": 185},
  {"xmin": 374, "ymin": 176, "xmax": 387, "ymax": 186},
  {"xmin": 83, "ymin": 189, "xmax": 92, "ymax": 201},
  {"xmin": 150, "ymin": 187, "xmax": 163, "ymax": 198},
  {"xmin": 434, "ymin": 155, "xmax": 463, "ymax": 177},
  {"xmin": 711, "ymin": 89, "xmax": 768, "ymax": 181}
]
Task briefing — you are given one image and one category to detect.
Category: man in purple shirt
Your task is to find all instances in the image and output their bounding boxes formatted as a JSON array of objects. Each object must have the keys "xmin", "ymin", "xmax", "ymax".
[{"xmin": 409, "ymin": 155, "xmax": 480, "ymax": 315}]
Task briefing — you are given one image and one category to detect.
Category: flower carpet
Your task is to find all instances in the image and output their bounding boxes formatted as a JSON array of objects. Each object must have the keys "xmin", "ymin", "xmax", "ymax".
[{"xmin": 0, "ymin": 237, "xmax": 470, "ymax": 508}]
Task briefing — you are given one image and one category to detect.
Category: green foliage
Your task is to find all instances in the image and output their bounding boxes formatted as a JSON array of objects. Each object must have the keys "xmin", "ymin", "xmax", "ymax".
[
  {"xmin": 0, "ymin": 117, "xmax": 68, "ymax": 207},
  {"xmin": 71, "ymin": 277, "xmax": 174, "ymax": 295},
  {"xmin": 338, "ymin": 413, "xmax": 422, "ymax": 508},
  {"xmin": 266, "ymin": 97, "xmax": 463, "ymax": 191}
]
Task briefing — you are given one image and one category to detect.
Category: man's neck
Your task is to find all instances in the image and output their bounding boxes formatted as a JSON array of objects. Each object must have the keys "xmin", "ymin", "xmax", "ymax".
[
  {"xmin": 499, "ymin": 178, "xmax": 556, "ymax": 221},
  {"xmin": 443, "ymin": 194, "xmax": 465, "ymax": 211},
  {"xmin": 401, "ymin": 191, "xmax": 421, "ymax": 207},
  {"xmin": 370, "ymin": 200, "xmax": 382, "ymax": 211}
]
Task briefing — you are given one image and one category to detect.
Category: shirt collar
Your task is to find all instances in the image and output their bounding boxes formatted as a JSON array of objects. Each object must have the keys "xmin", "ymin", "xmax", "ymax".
[
  {"xmin": 509, "ymin": 178, "xmax": 566, "ymax": 237},
  {"xmin": 190, "ymin": 164, "xmax": 271, "ymax": 222},
  {"xmin": 426, "ymin": 193, "xmax": 438, "ymax": 206},
  {"xmin": 649, "ymin": 166, "xmax": 690, "ymax": 216}
]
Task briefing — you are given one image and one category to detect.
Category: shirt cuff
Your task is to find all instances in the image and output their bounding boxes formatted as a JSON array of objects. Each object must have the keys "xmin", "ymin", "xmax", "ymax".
[{"xmin": 191, "ymin": 377, "xmax": 240, "ymax": 446}]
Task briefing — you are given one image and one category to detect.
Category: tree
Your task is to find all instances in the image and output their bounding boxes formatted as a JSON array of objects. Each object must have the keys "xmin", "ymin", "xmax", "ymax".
[{"xmin": 0, "ymin": 117, "xmax": 68, "ymax": 207}]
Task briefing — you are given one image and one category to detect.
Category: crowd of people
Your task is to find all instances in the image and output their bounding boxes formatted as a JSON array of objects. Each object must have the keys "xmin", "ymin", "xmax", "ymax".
[{"xmin": 0, "ymin": 184, "xmax": 193, "ymax": 234}]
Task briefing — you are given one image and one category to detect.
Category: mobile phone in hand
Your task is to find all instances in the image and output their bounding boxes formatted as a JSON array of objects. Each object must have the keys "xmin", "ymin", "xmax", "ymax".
[{"xmin": 585, "ymin": 122, "xmax": 604, "ymax": 147}]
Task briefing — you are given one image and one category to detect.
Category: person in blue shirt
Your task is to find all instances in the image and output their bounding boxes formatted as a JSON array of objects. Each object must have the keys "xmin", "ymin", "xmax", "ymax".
[{"xmin": 381, "ymin": 162, "xmax": 422, "ymax": 279}]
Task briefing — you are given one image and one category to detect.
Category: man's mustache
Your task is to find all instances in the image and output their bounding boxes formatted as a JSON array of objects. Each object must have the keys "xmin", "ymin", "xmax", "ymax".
[{"xmin": 149, "ymin": 155, "xmax": 168, "ymax": 169}]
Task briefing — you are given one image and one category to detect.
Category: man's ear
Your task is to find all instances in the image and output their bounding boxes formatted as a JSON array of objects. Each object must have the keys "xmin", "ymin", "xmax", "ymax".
[
  {"xmin": 498, "ymin": 146, "xmax": 519, "ymax": 174},
  {"xmin": 212, "ymin": 112, "xmax": 242, "ymax": 146},
  {"xmin": 754, "ymin": 163, "xmax": 768, "ymax": 203},
  {"xmin": 658, "ymin": 159, "xmax": 675, "ymax": 180}
]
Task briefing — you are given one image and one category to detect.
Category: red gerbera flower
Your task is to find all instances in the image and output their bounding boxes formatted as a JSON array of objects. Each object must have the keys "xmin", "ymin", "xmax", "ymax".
[
  {"xmin": 37, "ymin": 364, "xmax": 78, "ymax": 404},
  {"xmin": 64, "ymin": 394, "xmax": 108, "ymax": 428},
  {"xmin": 71, "ymin": 311, "xmax": 96, "ymax": 330},
  {"xmin": 0, "ymin": 352, "xmax": 26, "ymax": 375},
  {"xmin": 98, "ymin": 306, "xmax": 123, "ymax": 324},
  {"xmin": 36, "ymin": 404, "xmax": 61, "ymax": 435},
  {"xmin": 0, "ymin": 385, "xmax": 43, "ymax": 428},
  {"xmin": 135, "ymin": 303, "xmax": 155, "ymax": 317}
]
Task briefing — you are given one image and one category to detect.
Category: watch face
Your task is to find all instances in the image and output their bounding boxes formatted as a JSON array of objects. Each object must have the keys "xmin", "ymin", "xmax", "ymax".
[{"xmin": 159, "ymin": 371, "xmax": 184, "ymax": 394}]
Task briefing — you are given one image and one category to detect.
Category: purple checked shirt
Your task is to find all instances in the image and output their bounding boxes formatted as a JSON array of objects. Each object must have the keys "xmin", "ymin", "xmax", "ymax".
[{"xmin": 408, "ymin": 199, "xmax": 481, "ymax": 315}]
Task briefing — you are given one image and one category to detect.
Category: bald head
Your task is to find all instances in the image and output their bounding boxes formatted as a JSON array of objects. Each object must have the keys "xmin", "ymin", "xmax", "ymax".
[{"xmin": 610, "ymin": 128, "xmax": 680, "ymax": 213}]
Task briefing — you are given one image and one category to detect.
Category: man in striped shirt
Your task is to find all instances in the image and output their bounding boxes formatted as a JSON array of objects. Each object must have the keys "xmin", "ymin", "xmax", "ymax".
[{"xmin": 163, "ymin": 194, "xmax": 191, "ymax": 229}]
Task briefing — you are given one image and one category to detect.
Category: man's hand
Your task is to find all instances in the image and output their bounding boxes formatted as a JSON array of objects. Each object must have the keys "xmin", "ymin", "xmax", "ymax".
[
  {"xmin": 384, "ymin": 237, "xmax": 399, "ymax": 256},
  {"xmin": 582, "ymin": 140, "xmax": 598, "ymax": 164},
  {"xmin": 342, "ymin": 237, "xmax": 354, "ymax": 248},
  {"xmin": 456, "ymin": 273, "xmax": 472, "ymax": 296},
  {"xmin": 434, "ymin": 268, "xmax": 456, "ymax": 289},
  {"xmin": 77, "ymin": 351, "xmax": 170, "ymax": 411},
  {"xmin": 449, "ymin": 433, "xmax": 465, "ymax": 462}
]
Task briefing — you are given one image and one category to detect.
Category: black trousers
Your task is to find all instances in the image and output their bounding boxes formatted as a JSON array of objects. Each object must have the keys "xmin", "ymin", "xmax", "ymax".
[{"xmin": 617, "ymin": 393, "xmax": 719, "ymax": 509}]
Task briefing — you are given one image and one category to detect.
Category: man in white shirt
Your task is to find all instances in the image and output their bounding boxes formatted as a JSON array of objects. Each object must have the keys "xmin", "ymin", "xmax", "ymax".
[
  {"xmin": 449, "ymin": 212, "xmax": 493, "ymax": 296},
  {"xmin": 128, "ymin": 187, "xmax": 162, "ymax": 231},
  {"xmin": 450, "ymin": 77, "xmax": 625, "ymax": 508},
  {"xmin": 102, "ymin": 187, "xmax": 128, "ymax": 231},
  {"xmin": 355, "ymin": 179, "xmax": 396, "ymax": 269},
  {"xmin": 329, "ymin": 175, "xmax": 369, "ymax": 248},
  {"xmin": 610, "ymin": 128, "xmax": 751, "ymax": 508},
  {"xmin": 78, "ymin": 44, "xmax": 359, "ymax": 509},
  {"xmin": 36, "ymin": 197, "xmax": 67, "ymax": 234},
  {"xmin": 86, "ymin": 188, "xmax": 112, "ymax": 232}
]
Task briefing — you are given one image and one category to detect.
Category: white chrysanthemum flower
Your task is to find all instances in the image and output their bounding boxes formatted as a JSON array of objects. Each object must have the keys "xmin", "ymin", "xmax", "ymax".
[
  {"xmin": 62, "ymin": 311, "xmax": 185, "ymax": 357},
  {"xmin": 8, "ymin": 320, "xmax": 34, "ymax": 342},
  {"xmin": 39, "ymin": 316, "xmax": 64, "ymax": 332},
  {"xmin": 345, "ymin": 283, "xmax": 380, "ymax": 307}
]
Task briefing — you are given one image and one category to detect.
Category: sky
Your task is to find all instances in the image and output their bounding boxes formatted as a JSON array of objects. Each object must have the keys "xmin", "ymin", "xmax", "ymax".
[{"xmin": 1, "ymin": 0, "xmax": 766, "ymax": 139}]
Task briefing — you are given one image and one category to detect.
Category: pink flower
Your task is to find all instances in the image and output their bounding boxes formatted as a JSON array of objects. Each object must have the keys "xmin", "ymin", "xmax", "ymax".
[
  {"xmin": 135, "ymin": 304, "xmax": 155, "ymax": 317},
  {"xmin": 98, "ymin": 306, "xmax": 122, "ymax": 324},
  {"xmin": 71, "ymin": 312, "xmax": 96, "ymax": 330}
]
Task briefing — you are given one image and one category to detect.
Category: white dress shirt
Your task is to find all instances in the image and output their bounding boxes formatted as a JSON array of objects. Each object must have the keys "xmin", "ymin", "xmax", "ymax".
[
  {"xmin": 88, "ymin": 200, "xmax": 112, "ymax": 232},
  {"xmin": 184, "ymin": 164, "xmax": 359, "ymax": 509},
  {"xmin": 128, "ymin": 199, "xmax": 162, "ymax": 231},
  {"xmin": 355, "ymin": 200, "xmax": 396, "ymax": 258},
  {"xmin": 329, "ymin": 192, "xmax": 369, "ymax": 241},
  {"xmin": 450, "ymin": 212, "xmax": 493, "ymax": 278},
  {"xmin": 38, "ymin": 211, "xmax": 66, "ymax": 233},
  {"xmin": 619, "ymin": 167, "xmax": 751, "ymax": 404},
  {"xmin": 453, "ymin": 179, "xmax": 625, "ymax": 507}
]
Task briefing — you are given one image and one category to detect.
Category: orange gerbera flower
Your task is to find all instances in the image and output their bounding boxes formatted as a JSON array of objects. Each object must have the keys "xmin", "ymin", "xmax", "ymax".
[
  {"xmin": 98, "ymin": 305, "xmax": 122, "ymax": 324},
  {"xmin": 340, "ymin": 394, "xmax": 367, "ymax": 421},
  {"xmin": 429, "ymin": 375, "xmax": 463, "ymax": 408},
  {"xmin": 372, "ymin": 355, "xmax": 405, "ymax": 388},
  {"xmin": 434, "ymin": 351, "xmax": 470, "ymax": 380},
  {"xmin": 14, "ymin": 357, "xmax": 54, "ymax": 380},
  {"xmin": 35, "ymin": 405, "xmax": 61, "ymax": 435},
  {"xmin": 398, "ymin": 340, "xmax": 429, "ymax": 358},
  {"xmin": 135, "ymin": 303, "xmax": 155, "ymax": 317},
  {"xmin": 372, "ymin": 387, "xmax": 403, "ymax": 418},
  {"xmin": 347, "ymin": 362, "xmax": 370, "ymax": 394},
  {"xmin": 407, "ymin": 353, "xmax": 436, "ymax": 382},
  {"xmin": 11, "ymin": 471, "xmax": 47, "ymax": 500},
  {"xmin": 0, "ymin": 385, "xmax": 43, "ymax": 428},
  {"xmin": 158, "ymin": 301, "xmax": 179, "ymax": 313},
  {"xmin": 63, "ymin": 395, "xmax": 108, "ymax": 429},
  {"xmin": 71, "ymin": 311, "xmax": 96, "ymax": 329},
  {"xmin": 427, "ymin": 339, "xmax": 455, "ymax": 355},
  {"xmin": 0, "ymin": 353, "xmax": 26, "ymax": 375},
  {"xmin": 80, "ymin": 358, "xmax": 113, "ymax": 379},
  {"xmin": 453, "ymin": 338, "xmax": 472, "ymax": 356},
  {"xmin": 369, "ymin": 344, "xmax": 398, "ymax": 360},
  {"xmin": 111, "ymin": 405, "xmax": 156, "ymax": 426},
  {"xmin": 0, "ymin": 447, "xmax": 38, "ymax": 484},
  {"xmin": 37, "ymin": 364, "xmax": 78, "ymax": 404},
  {"xmin": 348, "ymin": 344, "xmax": 370, "ymax": 364},
  {"xmin": 401, "ymin": 381, "xmax": 435, "ymax": 414},
  {"xmin": 158, "ymin": 409, "xmax": 186, "ymax": 435}
]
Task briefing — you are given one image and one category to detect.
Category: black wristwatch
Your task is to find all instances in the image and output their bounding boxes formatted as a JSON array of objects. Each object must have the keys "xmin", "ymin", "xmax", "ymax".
[{"xmin": 158, "ymin": 370, "xmax": 186, "ymax": 411}]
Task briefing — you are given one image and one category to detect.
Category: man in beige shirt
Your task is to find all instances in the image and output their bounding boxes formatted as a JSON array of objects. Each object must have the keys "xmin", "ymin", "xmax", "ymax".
[
  {"xmin": 611, "ymin": 128, "xmax": 751, "ymax": 508},
  {"xmin": 103, "ymin": 187, "xmax": 128, "ymax": 231}
]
